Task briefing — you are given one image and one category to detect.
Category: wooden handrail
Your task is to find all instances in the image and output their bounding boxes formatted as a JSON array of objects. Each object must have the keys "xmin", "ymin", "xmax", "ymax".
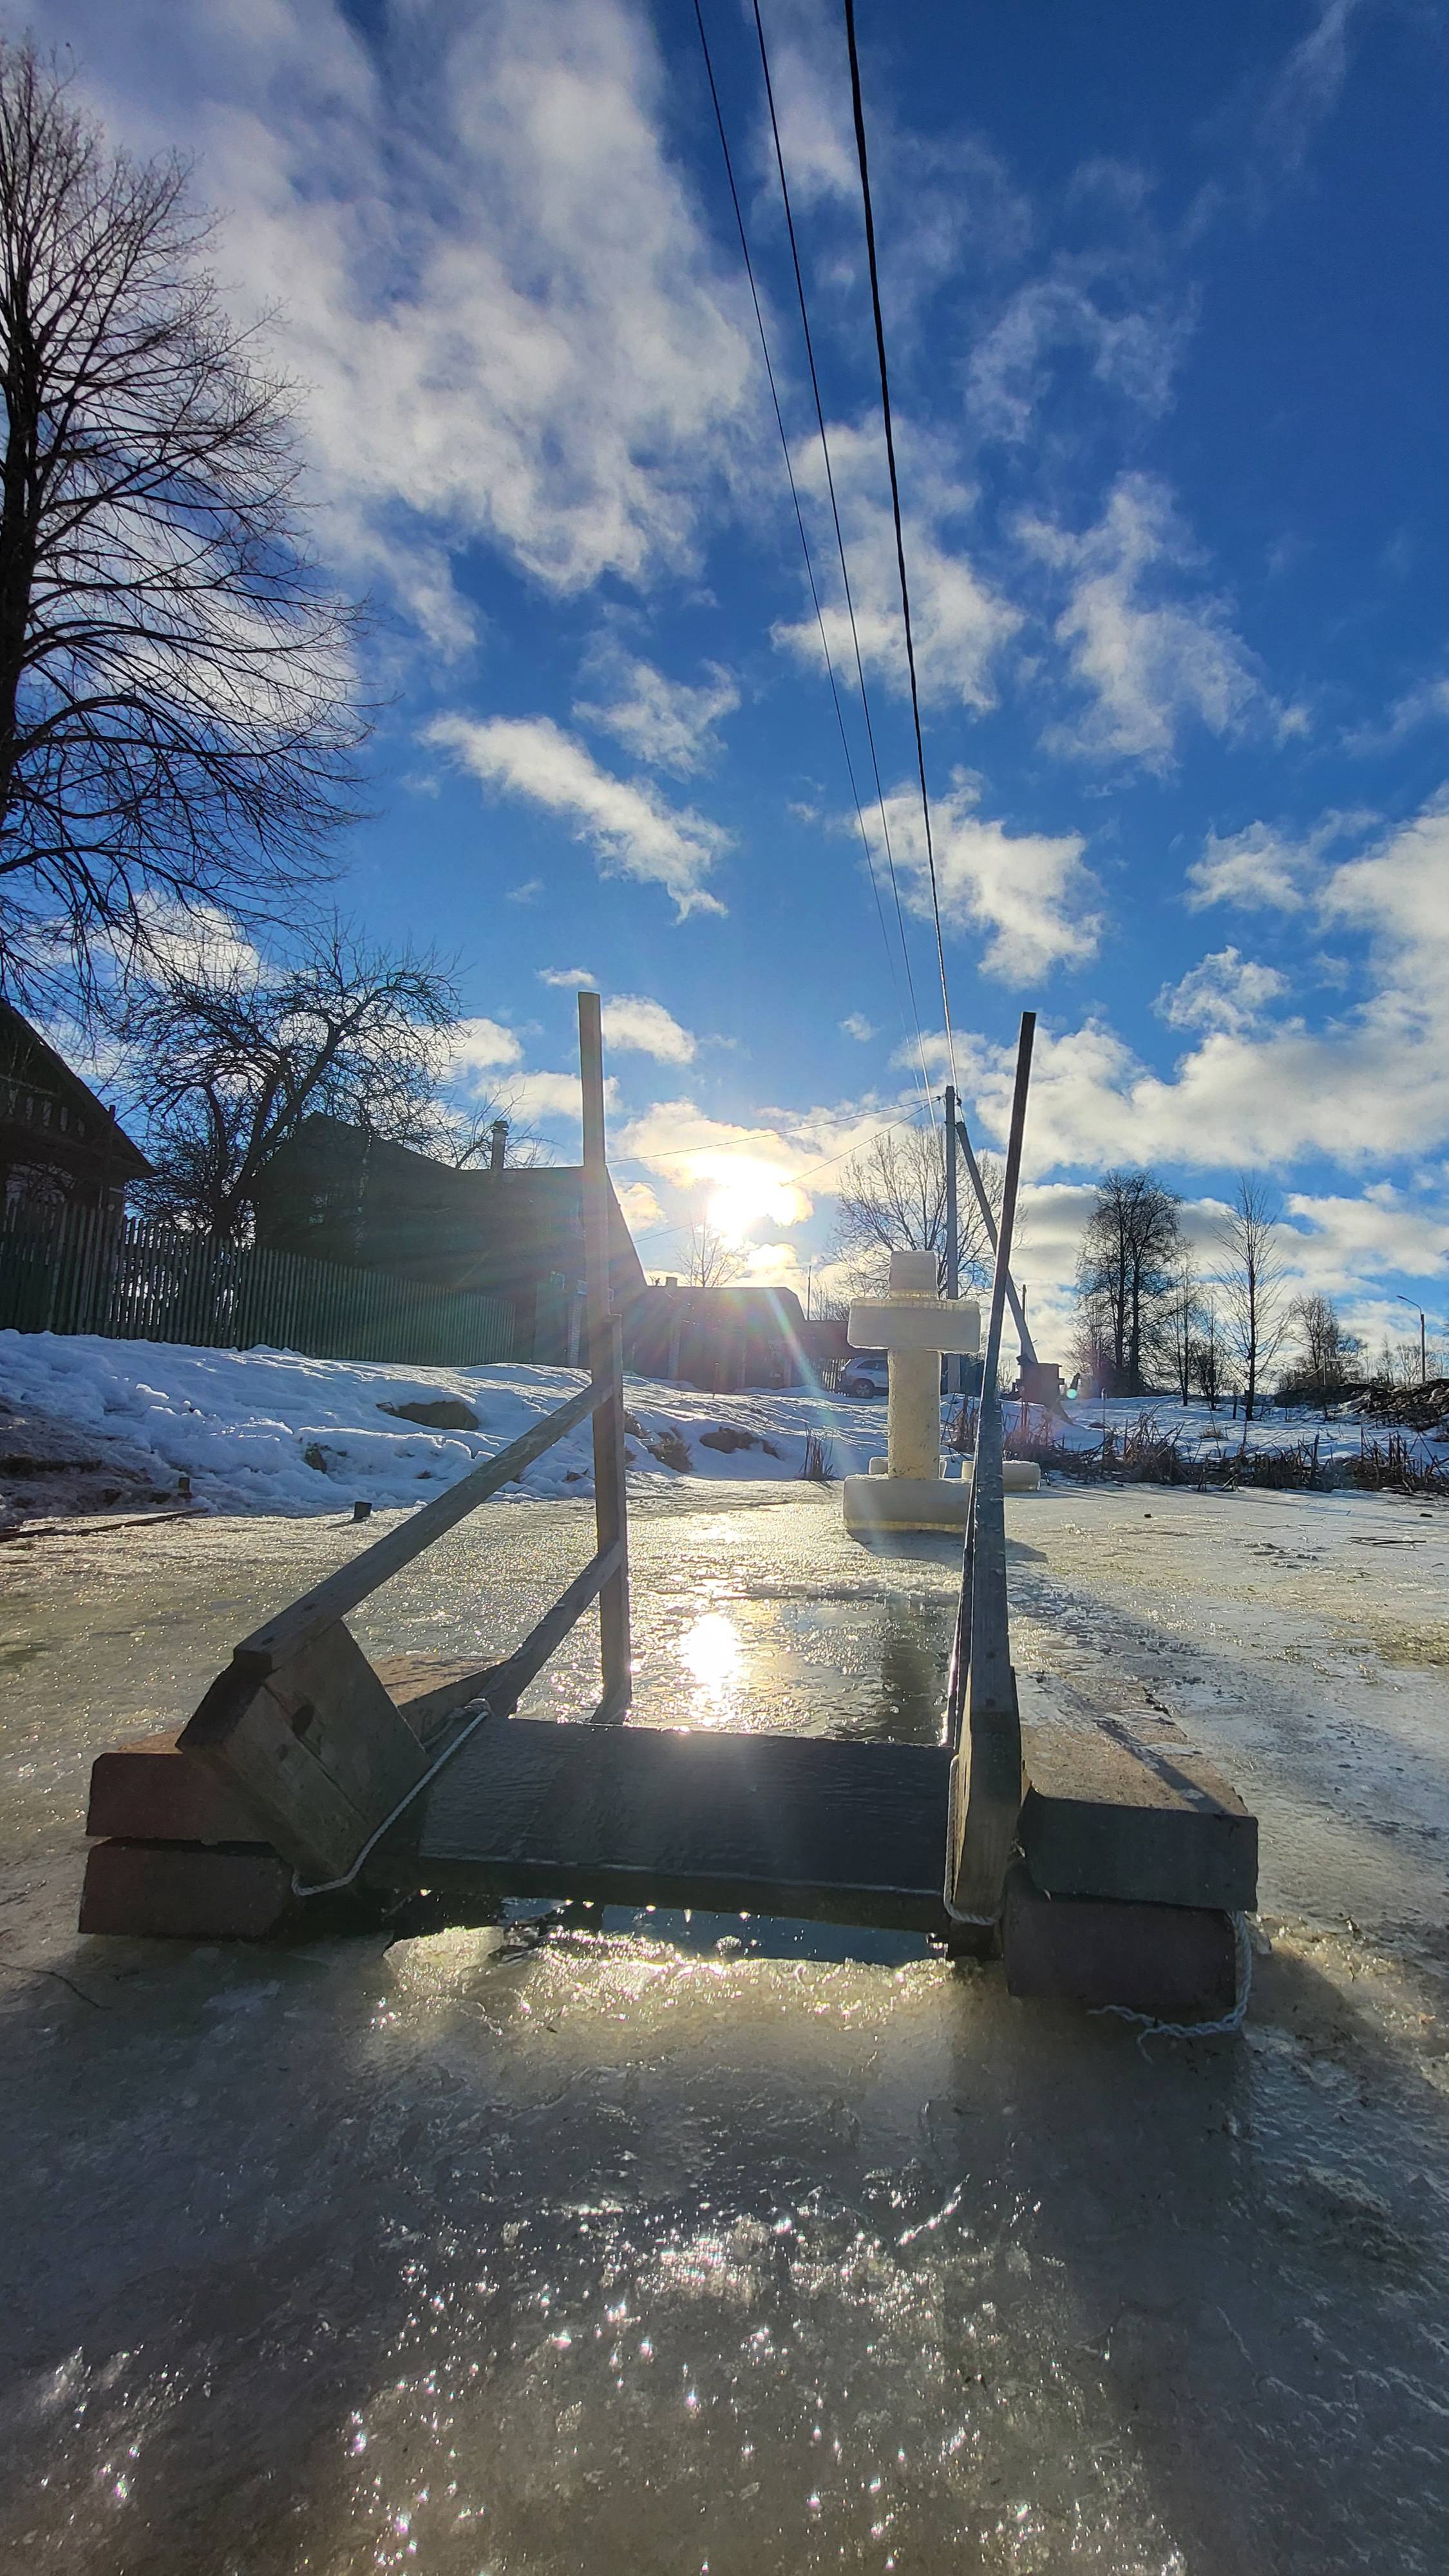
[{"xmin": 232, "ymin": 1376, "xmax": 608, "ymax": 1676}]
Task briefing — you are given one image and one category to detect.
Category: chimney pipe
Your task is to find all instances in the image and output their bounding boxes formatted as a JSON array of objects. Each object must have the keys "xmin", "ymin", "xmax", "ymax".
[{"xmin": 489, "ymin": 1118, "xmax": 507, "ymax": 1173}]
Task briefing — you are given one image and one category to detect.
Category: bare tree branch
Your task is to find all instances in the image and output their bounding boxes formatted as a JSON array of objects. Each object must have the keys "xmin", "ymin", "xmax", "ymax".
[
  {"xmin": 0, "ymin": 41, "xmax": 366, "ymax": 1004},
  {"xmin": 685, "ymin": 1215, "xmax": 747, "ymax": 1288},
  {"xmin": 832, "ymin": 1122, "xmax": 1001, "ymax": 1297},
  {"xmin": 115, "ymin": 921, "xmax": 459, "ymax": 1236}
]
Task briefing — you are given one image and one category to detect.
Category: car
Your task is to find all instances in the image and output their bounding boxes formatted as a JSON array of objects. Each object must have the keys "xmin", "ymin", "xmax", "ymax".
[{"xmin": 839, "ymin": 1352, "xmax": 889, "ymax": 1397}]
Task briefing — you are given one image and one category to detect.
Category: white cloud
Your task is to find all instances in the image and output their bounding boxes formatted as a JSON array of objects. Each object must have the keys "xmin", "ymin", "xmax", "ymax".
[
  {"xmin": 616, "ymin": 1177, "xmax": 667, "ymax": 1236},
  {"xmin": 1186, "ymin": 810, "xmax": 1370, "ymax": 911},
  {"xmin": 1259, "ymin": 0, "xmax": 1364, "ymax": 175},
  {"xmin": 1021, "ymin": 474, "xmax": 1296, "ymax": 771},
  {"xmin": 1281, "ymin": 1189, "xmax": 1449, "ymax": 1296},
  {"xmin": 47, "ymin": 0, "xmax": 761, "ymax": 647},
  {"xmin": 427, "ymin": 714, "xmax": 728, "ymax": 918},
  {"xmin": 1347, "ymin": 674, "xmax": 1449, "ymax": 755},
  {"xmin": 575, "ymin": 654, "xmax": 739, "ymax": 776},
  {"xmin": 970, "ymin": 273, "xmax": 1189, "ymax": 443},
  {"xmin": 943, "ymin": 786, "xmax": 1449, "ymax": 1173},
  {"xmin": 506, "ymin": 1068, "xmax": 618, "ymax": 1127},
  {"xmin": 507, "ymin": 879, "xmax": 544, "ymax": 905},
  {"xmin": 538, "ymin": 967, "xmax": 598, "ymax": 989},
  {"xmin": 866, "ymin": 774, "xmax": 1101, "ymax": 980},
  {"xmin": 1154, "ymin": 948, "xmax": 1289, "ymax": 1037},
  {"xmin": 772, "ymin": 421, "xmax": 1020, "ymax": 712},
  {"xmin": 446, "ymin": 1016, "xmax": 524, "ymax": 1081},
  {"xmin": 614, "ymin": 1099, "xmax": 815, "ymax": 1226},
  {"xmin": 600, "ymin": 996, "xmax": 697, "ymax": 1063},
  {"xmin": 840, "ymin": 1013, "xmax": 876, "ymax": 1042}
]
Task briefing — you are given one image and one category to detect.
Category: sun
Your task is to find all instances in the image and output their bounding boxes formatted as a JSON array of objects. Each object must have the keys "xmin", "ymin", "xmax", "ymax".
[{"xmin": 706, "ymin": 1160, "xmax": 799, "ymax": 1245}]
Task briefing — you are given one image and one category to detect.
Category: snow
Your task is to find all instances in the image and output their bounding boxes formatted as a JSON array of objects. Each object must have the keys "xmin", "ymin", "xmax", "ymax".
[
  {"xmin": 0, "ymin": 1330, "xmax": 894, "ymax": 1516},
  {"xmin": 1035, "ymin": 1387, "xmax": 1448, "ymax": 1470}
]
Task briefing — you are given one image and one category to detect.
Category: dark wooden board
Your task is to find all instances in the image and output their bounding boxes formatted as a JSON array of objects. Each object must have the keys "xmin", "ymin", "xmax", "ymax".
[{"xmin": 394, "ymin": 1721, "xmax": 955, "ymax": 1933}]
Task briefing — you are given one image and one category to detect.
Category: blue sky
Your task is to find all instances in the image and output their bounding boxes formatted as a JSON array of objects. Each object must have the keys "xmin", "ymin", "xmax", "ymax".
[{"xmin": 39, "ymin": 0, "xmax": 1449, "ymax": 1356}]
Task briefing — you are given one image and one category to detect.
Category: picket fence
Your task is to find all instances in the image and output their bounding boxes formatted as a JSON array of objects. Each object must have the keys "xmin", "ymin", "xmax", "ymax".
[{"xmin": 0, "ymin": 1202, "xmax": 516, "ymax": 1370}]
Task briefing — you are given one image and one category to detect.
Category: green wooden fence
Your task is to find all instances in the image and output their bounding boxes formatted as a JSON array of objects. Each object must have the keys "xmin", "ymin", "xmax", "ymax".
[{"xmin": 0, "ymin": 1204, "xmax": 516, "ymax": 1368}]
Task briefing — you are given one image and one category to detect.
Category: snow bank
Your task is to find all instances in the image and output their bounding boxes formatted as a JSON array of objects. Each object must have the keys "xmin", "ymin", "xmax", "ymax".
[
  {"xmin": 1032, "ymin": 1389, "xmax": 1447, "ymax": 1470},
  {"xmin": 0, "ymin": 1332, "xmax": 888, "ymax": 1517}
]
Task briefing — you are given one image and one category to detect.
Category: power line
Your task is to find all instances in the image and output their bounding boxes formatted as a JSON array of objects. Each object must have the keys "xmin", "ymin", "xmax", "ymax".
[
  {"xmin": 749, "ymin": 0, "xmax": 937, "ymax": 1127},
  {"xmin": 690, "ymin": 0, "xmax": 935, "ymax": 1126},
  {"xmin": 842, "ymin": 0, "xmax": 956, "ymax": 1094}
]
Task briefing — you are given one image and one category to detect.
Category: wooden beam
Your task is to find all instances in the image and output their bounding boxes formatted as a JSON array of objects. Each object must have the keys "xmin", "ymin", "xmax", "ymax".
[
  {"xmin": 947, "ymin": 1013, "xmax": 1034, "ymax": 1924},
  {"xmin": 955, "ymin": 1117, "xmax": 1036, "ymax": 1367},
  {"xmin": 231, "ymin": 1377, "xmax": 605, "ymax": 1677},
  {"xmin": 578, "ymin": 992, "xmax": 631, "ymax": 1717},
  {"xmin": 180, "ymin": 1622, "xmax": 430, "ymax": 1880}
]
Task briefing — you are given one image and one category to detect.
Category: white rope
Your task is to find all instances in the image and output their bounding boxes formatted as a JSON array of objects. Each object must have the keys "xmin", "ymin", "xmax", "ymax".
[
  {"xmin": 290, "ymin": 1692, "xmax": 499, "ymax": 1900},
  {"xmin": 1091, "ymin": 1911, "xmax": 1254, "ymax": 2050}
]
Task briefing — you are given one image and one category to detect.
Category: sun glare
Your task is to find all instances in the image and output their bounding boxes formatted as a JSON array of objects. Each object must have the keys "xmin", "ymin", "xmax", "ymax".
[{"xmin": 706, "ymin": 1159, "xmax": 801, "ymax": 1245}]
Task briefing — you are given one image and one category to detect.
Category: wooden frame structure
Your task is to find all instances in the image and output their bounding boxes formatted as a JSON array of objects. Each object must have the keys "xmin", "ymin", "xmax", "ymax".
[
  {"xmin": 174, "ymin": 992, "xmax": 632, "ymax": 1886},
  {"xmin": 82, "ymin": 1002, "xmax": 1256, "ymax": 2024}
]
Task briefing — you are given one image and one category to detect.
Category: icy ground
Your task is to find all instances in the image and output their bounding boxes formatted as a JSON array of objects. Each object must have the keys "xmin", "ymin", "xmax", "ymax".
[
  {"xmin": 3, "ymin": 1479, "xmax": 1449, "ymax": 2572},
  {"xmin": 0, "ymin": 1331, "xmax": 891, "ymax": 1517}
]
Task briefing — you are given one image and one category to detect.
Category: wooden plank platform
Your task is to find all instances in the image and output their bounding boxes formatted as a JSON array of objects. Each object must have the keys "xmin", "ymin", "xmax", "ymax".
[{"xmin": 381, "ymin": 1719, "xmax": 956, "ymax": 1934}]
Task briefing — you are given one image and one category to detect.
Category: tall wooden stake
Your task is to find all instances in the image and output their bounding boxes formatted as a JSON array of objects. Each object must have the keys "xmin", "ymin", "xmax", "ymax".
[
  {"xmin": 954, "ymin": 1115, "xmax": 1036, "ymax": 1368},
  {"xmin": 946, "ymin": 1011, "xmax": 1034, "ymax": 1926},
  {"xmin": 943, "ymin": 1084, "xmax": 960, "ymax": 1396},
  {"xmin": 578, "ymin": 992, "xmax": 632, "ymax": 1718}
]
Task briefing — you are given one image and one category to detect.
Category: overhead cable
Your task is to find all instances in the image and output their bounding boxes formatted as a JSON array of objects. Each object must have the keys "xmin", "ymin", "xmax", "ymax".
[
  {"xmin": 842, "ymin": 0, "xmax": 957, "ymax": 1092},
  {"xmin": 749, "ymin": 0, "xmax": 938, "ymax": 1126},
  {"xmin": 691, "ymin": 0, "xmax": 936, "ymax": 1126}
]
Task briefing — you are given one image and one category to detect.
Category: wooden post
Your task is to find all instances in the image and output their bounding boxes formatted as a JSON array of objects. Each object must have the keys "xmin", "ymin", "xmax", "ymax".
[
  {"xmin": 943, "ymin": 1084, "xmax": 960, "ymax": 1396},
  {"xmin": 954, "ymin": 1115, "xmax": 1036, "ymax": 1368},
  {"xmin": 946, "ymin": 1012, "xmax": 1035, "ymax": 1927},
  {"xmin": 578, "ymin": 992, "xmax": 632, "ymax": 1717}
]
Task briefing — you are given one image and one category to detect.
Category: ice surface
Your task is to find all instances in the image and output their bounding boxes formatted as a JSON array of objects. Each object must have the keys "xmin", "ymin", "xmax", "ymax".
[{"xmin": 3, "ymin": 1483, "xmax": 1449, "ymax": 2571}]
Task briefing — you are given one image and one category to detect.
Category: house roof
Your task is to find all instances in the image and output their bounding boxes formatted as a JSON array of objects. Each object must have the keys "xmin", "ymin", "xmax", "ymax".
[
  {"xmin": 254, "ymin": 1115, "xmax": 645, "ymax": 1305},
  {"xmin": 0, "ymin": 998, "xmax": 150, "ymax": 1182}
]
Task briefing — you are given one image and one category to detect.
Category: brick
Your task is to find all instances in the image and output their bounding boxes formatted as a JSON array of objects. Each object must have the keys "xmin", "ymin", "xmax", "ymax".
[
  {"xmin": 79, "ymin": 1841, "xmax": 298, "ymax": 1940},
  {"xmin": 1002, "ymin": 1862, "xmax": 1240, "ymax": 2022}
]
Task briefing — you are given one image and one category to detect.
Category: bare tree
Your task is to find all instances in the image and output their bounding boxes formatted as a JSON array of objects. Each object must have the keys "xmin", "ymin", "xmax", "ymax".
[
  {"xmin": 1285, "ymin": 1290, "xmax": 1359, "ymax": 1413},
  {"xmin": 1191, "ymin": 1294, "xmax": 1226, "ymax": 1410},
  {"xmin": 432, "ymin": 1097, "xmax": 554, "ymax": 1172},
  {"xmin": 1070, "ymin": 1291, "xmax": 1116, "ymax": 1396},
  {"xmin": 1162, "ymin": 1249, "xmax": 1201, "ymax": 1406},
  {"xmin": 1218, "ymin": 1176, "xmax": 1289, "ymax": 1423},
  {"xmin": 117, "ymin": 923, "xmax": 457, "ymax": 1236},
  {"xmin": 0, "ymin": 43, "xmax": 365, "ymax": 1003},
  {"xmin": 685, "ymin": 1213, "xmax": 746, "ymax": 1288},
  {"xmin": 1075, "ymin": 1168, "xmax": 1182, "ymax": 1394},
  {"xmin": 833, "ymin": 1122, "xmax": 1001, "ymax": 1296}
]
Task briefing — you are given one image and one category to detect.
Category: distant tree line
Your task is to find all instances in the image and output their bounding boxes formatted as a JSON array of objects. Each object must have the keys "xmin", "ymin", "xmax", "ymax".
[{"xmin": 1073, "ymin": 1167, "xmax": 1368, "ymax": 1419}]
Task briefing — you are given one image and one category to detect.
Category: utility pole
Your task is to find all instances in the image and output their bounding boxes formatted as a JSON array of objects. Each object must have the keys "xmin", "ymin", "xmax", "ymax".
[{"xmin": 943, "ymin": 1084, "xmax": 960, "ymax": 1394}]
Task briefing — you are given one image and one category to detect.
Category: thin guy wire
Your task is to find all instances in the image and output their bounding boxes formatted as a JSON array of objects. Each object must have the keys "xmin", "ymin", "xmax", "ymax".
[
  {"xmin": 690, "ymin": 0, "xmax": 935, "ymax": 1125},
  {"xmin": 750, "ymin": 0, "xmax": 938, "ymax": 1126},
  {"xmin": 842, "ymin": 0, "xmax": 958, "ymax": 1092}
]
